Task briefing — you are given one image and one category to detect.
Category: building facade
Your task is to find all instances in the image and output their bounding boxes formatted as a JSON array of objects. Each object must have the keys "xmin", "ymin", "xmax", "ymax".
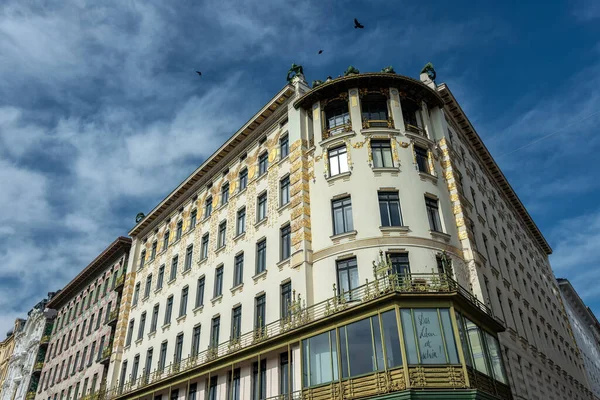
[
  {"xmin": 106, "ymin": 67, "xmax": 591, "ymax": 400},
  {"xmin": 0, "ymin": 294, "xmax": 57, "ymax": 400},
  {"xmin": 558, "ymin": 278, "xmax": 600, "ymax": 398},
  {"xmin": 35, "ymin": 237, "xmax": 131, "ymax": 400},
  {"xmin": 0, "ymin": 321, "xmax": 19, "ymax": 392}
]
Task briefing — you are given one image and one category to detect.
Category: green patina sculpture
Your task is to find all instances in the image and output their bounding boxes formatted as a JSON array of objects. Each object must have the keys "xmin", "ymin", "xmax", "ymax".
[
  {"xmin": 344, "ymin": 66, "xmax": 360, "ymax": 76},
  {"xmin": 286, "ymin": 63, "xmax": 304, "ymax": 82},
  {"xmin": 135, "ymin": 212, "xmax": 145, "ymax": 223},
  {"xmin": 421, "ymin": 62, "xmax": 436, "ymax": 81},
  {"xmin": 312, "ymin": 80, "xmax": 324, "ymax": 88},
  {"xmin": 381, "ymin": 66, "xmax": 396, "ymax": 74}
]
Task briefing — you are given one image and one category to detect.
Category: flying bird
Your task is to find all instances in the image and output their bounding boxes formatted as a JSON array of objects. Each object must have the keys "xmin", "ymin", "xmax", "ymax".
[
  {"xmin": 354, "ymin": 18, "xmax": 364, "ymax": 29},
  {"xmin": 196, "ymin": 71, "xmax": 202, "ymax": 77},
  {"xmin": 318, "ymin": 49, "xmax": 323, "ymax": 54}
]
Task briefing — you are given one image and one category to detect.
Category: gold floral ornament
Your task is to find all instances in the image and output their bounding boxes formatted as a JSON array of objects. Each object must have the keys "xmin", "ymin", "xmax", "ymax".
[
  {"xmin": 343, "ymin": 140, "xmax": 353, "ymax": 169},
  {"xmin": 246, "ymin": 150, "xmax": 258, "ymax": 180},
  {"xmin": 322, "ymin": 152, "xmax": 329, "ymax": 178},
  {"xmin": 391, "ymin": 139, "xmax": 400, "ymax": 164},
  {"xmin": 366, "ymin": 137, "xmax": 373, "ymax": 165},
  {"xmin": 268, "ymin": 148, "xmax": 278, "ymax": 163}
]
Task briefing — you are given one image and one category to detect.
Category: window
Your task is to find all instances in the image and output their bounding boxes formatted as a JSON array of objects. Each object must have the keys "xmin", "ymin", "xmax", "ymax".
[
  {"xmin": 218, "ymin": 221, "xmax": 227, "ymax": 248},
  {"xmin": 72, "ymin": 352, "xmax": 80, "ymax": 375},
  {"xmin": 339, "ymin": 315, "xmax": 386, "ymax": 378},
  {"xmin": 237, "ymin": 207, "xmax": 246, "ymax": 235},
  {"xmin": 425, "ymin": 197, "xmax": 443, "ymax": 232},
  {"xmin": 163, "ymin": 231, "xmax": 169, "ymax": 251},
  {"xmin": 371, "ymin": 139, "xmax": 393, "ymax": 168},
  {"xmin": 234, "ymin": 253, "xmax": 244, "ymax": 287},
  {"xmin": 252, "ymin": 359, "xmax": 267, "ymax": 400},
  {"xmin": 280, "ymin": 135, "xmax": 289, "ymax": 158},
  {"xmin": 328, "ymin": 145, "xmax": 349, "ymax": 176},
  {"xmin": 126, "ymin": 320, "xmax": 134, "ymax": 346},
  {"xmin": 332, "ymin": 197, "xmax": 354, "ymax": 235},
  {"xmin": 176, "ymin": 220, "xmax": 183, "ymax": 241},
  {"xmin": 132, "ymin": 283, "xmax": 140, "ymax": 306},
  {"xmin": 361, "ymin": 93, "xmax": 388, "ymax": 124},
  {"xmin": 144, "ymin": 274, "xmax": 152, "ymax": 298},
  {"xmin": 144, "ymin": 349, "xmax": 153, "ymax": 384},
  {"xmin": 96, "ymin": 309, "xmax": 102, "ymax": 329},
  {"xmin": 151, "ymin": 304, "xmax": 159, "ymax": 333},
  {"xmin": 184, "ymin": 245, "xmax": 193, "ymax": 271},
  {"xmin": 378, "ymin": 191, "xmax": 402, "ymax": 227},
  {"xmin": 221, "ymin": 183, "xmax": 229, "ymax": 205},
  {"xmin": 231, "ymin": 305, "xmax": 242, "ymax": 339},
  {"xmin": 195, "ymin": 277, "xmax": 205, "ymax": 308},
  {"xmin": 157, "ymin": 265, "xmax": 165, "ymax": 290},
  {"xmin": 205, "ymin": 196, "xmax": 213, "ymax": 218},
  {"xmin": 389, "ymin": 253, "xmax": 410, "ymax": 276},
  {"xmin": 258, "ymin": 152, "xmax": 268, "ymax": 176},
  {"xmin": 280, "ymin": 176, "xmax": 290, "ymax": 206},
  {"xmin": 119, "ymin": 361, "xmax": 127, "ymax": 393},
  {"xmin": 400, "ymin": 308, "xmax": 458, "ymax": 365},
  {"xmin": 164, "ymin": 296, "xmax": 173, "ymax": 325},
  {"xmin": 201, "ymin": 234, "xmax": 209, "ymax": 260},
  {"xmin": 97, "ymin": 336, "xmax": 105, "ymax": 361},
  {"xmin": 174, "ymin": 333, "xmax": 183, "ymax": 365},
  {"xmin": 170, "ymin": 255, "xmax": 178, "ymax": 281},
  {"xmin": 257, "ymin": 192, "xmax": 267, "ymax": 221},
  {"xmin": 255, "ymin": 294, "xmax": 266, "ymax": 332},
  {"xmin": 337, "ymin": 258, "xmax": 358, "ymax": 300},
  {"xmin": 179, "ymin": 286, "xmax": 188, "ymax": 317},
  {"xmin": 228, "ymin": 368, "xmax": 241, "ymax": 400},
  {"xmin": 302, "ymin": 330, "xmax": 338, "ymax": 387},
  {"xmin": 415, "ymin": 146, "xmax": 429, "ymax": 173},
  {"xmin": 214, "ymin": 266, "xmax": 223, "ymax": 297},
  {"xmin": 158, "ymin": 342, "xmax": 167, "ymax": 372},
  {"xmin": 256, "ymin": 239, "xmax": 267, "ymax": 274},
  {"xmin": 325, "ymin": 99, "xmax": 350, "ymax": 135},
  {"xmin": 170, "ymin": 389, "xmax": 179, "ymax": 400},
  {"xmin": 280, "ymin": 224, "xmax": 291, "ymax": 260},
  {"xmin": 131, "ymin": 355, "xmax": 140, "ymax": 382},
  {"xmin": 188, "ymin": 383, "xmax": 197, "ymax": 400},
  {"xmin": 401, "ymin": 97, "xmax": 421, "ymax": 130},
  {"xmin": 190, "ymin": 209, "xmax": 197, "ymax": 230},
  {"xmin": 280, "ymin": 352, "xmax": 292, "ymax": 395},
  {"xmin": 281, "ymin": 282, "xmax": 292, "ymax": 319},
  {"xmin": 137, "ymin": 312, "xmax": 146, "ymax": 340},
  {"xmin": 210, "ymin": 316, "xmax": 220, "ymax": 348},
  {"xmin": 80, "ymin": 346, "xmax": 88, "ymax": 370},
  {"xmin": 191, "ymin": 325, "xmax": 201, "ymax": 356},
  {"xmin": 239, "ymin": 168, "xmax": 248, "ymax": 191},
  {"xmin": 208, "ymin": 376, "xmax": 218, "ymax": 400},
  {"xmin": 139, "ymin": 250, "xmax": 146, "ymax": 270}
]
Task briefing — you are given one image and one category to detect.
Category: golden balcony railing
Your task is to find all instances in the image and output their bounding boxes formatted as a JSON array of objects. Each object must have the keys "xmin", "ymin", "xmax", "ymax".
[
  {"xmin": 322, "ymin": 121, "xmax": 352, "ymax": 140},
  {"xmin": 107, "ymin": 309, "xmax": 118, "ymax": 326},
  {"xmin": 362, "ymin": 116, "xmax": 394, "ymax": 129},
  {"xmin": 40, "ymin": 335, "xmax": 50, "ymax": 345},
  {"xmin": 99, "ymin": 343, "xmax": 112, "ymax": 365},
  {"xmin": 26, "ymin": 392, "xmax": 36, "ymax": 400},
  {"xmin": 109, "ymin": 270, "xmax": 500, "ymax": 399},
  {"xmin": 405, "ymin": 123, "xmax": 427, "ymax": 137},
  {"xmin": 114, "ymin": 274, "xmax": 125, "ymax": 291},
  {"xmin": 33, "ymin": 361, "xmax": 44, "ymax": 372}
]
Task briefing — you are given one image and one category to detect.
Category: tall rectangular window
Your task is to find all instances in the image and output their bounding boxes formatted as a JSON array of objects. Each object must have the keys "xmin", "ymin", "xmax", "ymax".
[
  {"xmin": 280, "ymin": 176, "xmax": 290, "ymax": 206},
  {"xmin": 237, "ymin": 207, "xmax": 246, "ymax": 235},
  {"xmin": 88, "ymin": 315, "xmax": 94, "ymax": 335},
  {"xmin": 139, "ymin": 250, "xmax": 146, "ymax": 270},
  {"xmin": 184, "ymin": 245, "xmax": 193, "ymax": 271},
  {"xmin": 190, "ymin": 209, "xmax": 197, "ymax": 230},
  {"xmin": 205, "ymin": 196, "xmax": 213, "ymax": 218},
  {"xmin": 214, "ymin": 266, "xmax": 223, "ymax": 297},
  {"xmin": 210, "ymin": 316, "xmax": 220, "ymax": 348},
  {"xmin": 163, "ymin": 230, "xmax": 170, "ymax": 250},
  {"xmin": 228, "ymin": 369, "xmax": 241, "ymax": 400},
  {"xmin": 179, "ymin": 286, "xmax": 188, "ymax": 317},
  {"xmin": 280, "ymin": 135, "xmax": 289, "ymax": 159},
  {"xmin": 188, "ymin": 383, "xmax": 197, "ymax": 400},
  {"xmin": 95, "ymin": 310, "xmax": 102, "ymax": 329},
  {"xmin": 221, "ymin": 183, "xmax": 230, "ymax": 205},
  {"xmin": 337, "ymin": 258, "xmax": 358, "ymax": 300},
  {"xmin": 280, "ymin": 352, "xmax": 292, "ymax": 395},
  {"xmin": 144, "ymin": 348, "xmax": 153, "ymax": 384},
  {"xmin": 218, "ymin": 221, "xmax": 227, "ymax": 248},
  {"xmin": 191, "ymin": 325, "xmax": 201, "ymax": 356},
  {"xmin": 144, "ymin": 274, "xmax": 152, "ymax": 298},
  {"xmin": 164, "ymin": 296, "xmax": 173, "ymax": 325},
  {"xmin": 389, "ymin": 253, "xmax": 410, "ymax": 276},
  {"xmin": 415, "ymin": 146, "xmax": 429, "ymax": 173},
  {"xmin": 371, "ymin": 139, "xmax": 393, "ymax": 168},
  {"xmin": 137, "ymin": 312, "xmax": 146, "ymax": 340},
  {"xmin": 328, "ymin": 145, "xmax": 349, "ymax": 176},
  {"xmin": 256, "ymin": 239, "xmax": 267, "ymax": 274},
  {"xmin": 255, "ymin": 294, "xmax": 266, "ymax": 331},
  {"xmin": 378, "ymin": 191, "xmax": 402, "ymax": 227},
  {"xmin": 280, "ymin": 224, "xmax": 291, "ymax": 260},
  {"xmin": 132, "ymin": 283, "xmax": 140, "ymax": 306},
  {"xmin": 332, "ymin": 197, "xmax": 354, "ymax": 235},
  {"xmin": 208, "ymin": 376, "xmax": 218, "ymax": 400},
  {"xmin": 252, "ymin": 360, "xmax": 267, "ymax": 400},
  {"xmin": 195, "ymin": 277, "xmax": 205, "ymax": 308},
  {"xmin": 231, "ymin": 305, "xmax": 242, "ymax": 339},
  {"xmin": 176, "ymin": 220, "xmax": 183, "ymax": 241},
  {"xmin": 119, "ymin": 361, "xmax": 127, "ymax": 393},
  {"xmin": 174, "ymin": 333, "xmax": 183, "ymax": 365},
  {"xmin": 158, "ymin": 342, "xmax": 168, "ymax": 372},
  {"xmin": 157, "ymin": 265, "xmax": 165, "ymax": 290},
  {"xmin": 258, "ymin": 152, "xmax": 268, "ymax": 176},
  {"xmin": 257, "ymin": 192, "xmax": 267, "ymax": 221},
  {"xmin": 151, "ymin": 304, "xmax": 159, "ymax": 333},
  {"xmin": 126, "ymin": 320, "xmax": 134, "ymax": 347},
  {"xmin": 234, "ymin": 253, "xmax": 244, "ymax": 287},
  {"xmin": 80, "ymin": 346, "xmax": 88, "ymax": 370},
  {"xmin": 239, "ymin": 168, "xmax": 248, "ymax": 191},
  {"xmin": 201, "ymin": 234, "xmax": 209, "ymax": 260},
  {"xmin": 281, "ymin": 281, "xmax": 292, "ymax": 319},
  {"xmin": 170, "ymin": 255, "xmax": 178, "ymax": 281},
  {"xmin": 425, "ymin": 197, "xmax": 443, "ymax": 232}
]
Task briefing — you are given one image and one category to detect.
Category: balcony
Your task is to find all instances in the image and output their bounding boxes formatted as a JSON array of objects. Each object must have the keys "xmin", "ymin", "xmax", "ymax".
[
  {"xmin": 26, "ymin": 392, "xmax": 36, "ymax": 400},
  {"xmin": 39, "ymin": 335, "xmax": 51, "ymax": 346},
  {"xmin": 114, "ymin": 274, "xmax": 125, "ymax": 291},
  {"xmin": 322, "ymin": 121, "xmax": 352, "ymax": 141},
  {"xmin": 404, "ymin": 123, "xmax": 427, "ymax": 138},
  {"xmin": 362, "ymin": 116, "xmax": 394, "ymax": 129},
  {"xmin": 33, "ymin": 361, "xmax": 44, "ymax": 373},
  {"xmin": 107, "ymin": 309, "xmax": 119, "ymax": 327},
  {"xmin": 99, "ymin": 344, "xmax": 113, "ymax": 365}
]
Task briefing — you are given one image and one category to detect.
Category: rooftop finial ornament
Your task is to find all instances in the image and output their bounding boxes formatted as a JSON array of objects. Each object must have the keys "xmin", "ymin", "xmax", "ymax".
[
  {"xmin": 287, "ymin": 63, "xmax": 304, "ymax": 83},
  {"xmin": 344, "ymin": 66, "xmax": 360, "ymax": 76},
  {"xmin": 381, "ymin": 66, "xmax": 396, "ymax": 74},
  {"xmin": 420, "ymin": 62, "xmax": 436, "ymax": 81},
  {"xmin": 135, "ymin": 212, "xmax": 145, "ymax": 223}
]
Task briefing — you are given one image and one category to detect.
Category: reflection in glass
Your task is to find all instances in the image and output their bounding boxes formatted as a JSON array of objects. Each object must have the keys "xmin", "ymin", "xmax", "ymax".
[
  {"xmin": 485, "ymin": 332, "xmax": 507, "ymax": 384},
  {"xmin": 381, "ymin": 311, "xmax": 403, "ymax": 368},
  {"xmin": 465, "ymin": 318, "xmax": 489, "ymax": 374},
  {"xmin": 440, "ymin": 309, "xmax": 459, "ymax": 364},
  {"xmin": 302, "ymin": 330, "xmax": 338, "ymax": 387},
  {"xmin": 401, "ymin": 310, "xmax": 419, "ymax": 364}
]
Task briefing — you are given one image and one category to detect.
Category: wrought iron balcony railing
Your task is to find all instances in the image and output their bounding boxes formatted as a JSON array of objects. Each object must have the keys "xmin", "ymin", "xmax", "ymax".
[
  {"xmin": 322, "ymin": 121, "xmax": 352, "ymax": 140},
  {"xmin": 362, "ymin": 116, "xmax": 394, "ymax": 129}
]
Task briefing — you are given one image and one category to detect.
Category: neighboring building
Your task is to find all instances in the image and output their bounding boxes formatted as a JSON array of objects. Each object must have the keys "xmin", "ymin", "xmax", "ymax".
[
  {"xmin": 0, "ymin": 294, "xmax": 57, "ymax": 400},
  {"xmin": 558, "ymin": 278, "xmax": 600, "ymax": 398},
  {"xmin": 105, "ymin": 67, "xmax": 592, "ymax": 400},
  {"xmin": 35, "ymin": 237, "xmax": 131, "ymax": 400},
  {"xmin": 0, "ymin": 321, "xmax": 20, "ymax": 391}
]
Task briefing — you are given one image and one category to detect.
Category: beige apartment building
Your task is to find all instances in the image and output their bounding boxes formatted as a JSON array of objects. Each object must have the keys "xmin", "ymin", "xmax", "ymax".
[{"xmin": 106, "ymin": 66, "xmax": 592, "ymax": 400}]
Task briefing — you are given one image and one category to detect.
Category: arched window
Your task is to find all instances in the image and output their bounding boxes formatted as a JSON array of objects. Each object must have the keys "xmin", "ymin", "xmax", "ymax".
[{"xmin": 323, "ymin": 99, "xmax": 350, "ymax": 138}]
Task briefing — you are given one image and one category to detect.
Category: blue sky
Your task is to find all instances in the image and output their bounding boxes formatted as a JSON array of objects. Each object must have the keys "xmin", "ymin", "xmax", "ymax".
[{"xmin": 0, "ymin": 0, "xmax": 599, "ymax": 335}]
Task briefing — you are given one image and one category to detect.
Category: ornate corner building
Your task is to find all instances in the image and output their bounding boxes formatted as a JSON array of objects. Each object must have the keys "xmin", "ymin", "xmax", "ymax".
[
  {"xmin": 34, "ymin": 237, "xmax": 132, "ymax": 400},
  {"xmin": 97, "ymin": 67, "xmax": 593, "ymax": 400},
  {"xmin": 0, "ymin": 321, "xmax": 20, "ymax": 393},
  {"xmin": 0, "ymin": 294, "xmax": 57, "ymax": 400}
]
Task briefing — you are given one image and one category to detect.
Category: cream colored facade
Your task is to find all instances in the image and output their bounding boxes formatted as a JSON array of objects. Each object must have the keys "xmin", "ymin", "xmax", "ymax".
[
  {"xmin": 0, "ymin": 323, "xmax": 18, "ymax": 393},
  {"xmin": 108, "ymin": 68, "xmax": 591, "ymax": 400}
]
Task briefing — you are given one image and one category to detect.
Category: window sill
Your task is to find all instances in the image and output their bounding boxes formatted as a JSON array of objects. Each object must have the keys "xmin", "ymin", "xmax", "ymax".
[
  {"xmin": 404, "ymin": 130, "xmax": 434, "ymax": 145},
  {"xmin": 430, "ymin": 230, "xmax": 451, "ymax": 242},
  {"xmin": 379, "ymin": 226, "xmax": 409, "ymax": 234},
  {"xmin": 193, "ymin": 305, "xmax": 204, "ymax": 315},
  {"xmin": 255, "ymin": 217, "xmax": 268, "ymax": 229},
  {"xmin": 215, "ymin": 245, "xmax": 226, "ymax": 255},
  {"xmin": 277, "ymin": 154, "xmax": 290, "ymax": 166},
  {"xmin": 197, "ymin": 257, "xmax": 208, "ymax": 266},
  {"xmin": 256, "ymin": 172, "xmax": 268, "ymax": 184},
  {"xmin": 233, "ymin": 232, "xmax": 246, "ymax": 242},
  {"xmin": 361, "ymin": 127, "xmax": 401, "ymax": 136},
  {"xmin": 418, "ymin": 171, "xmax": 438, "ymax": 184},
  {"xmin": 477, "ymin": 213, "xmax": 487, "ymax": 225},
  {"xmin": 372, "ymin": 167, "xmax": 399, "ymax": 175},
  {"xmin": 233, "ymin": 187, "xmax": 247, "ymax": 199},
  {"xmin": 154, "ymin": 286, "xmax": 163, "ymax": 294},
  {"xmin": 147, "ymin": 331, "xmax": 156, "ymax": 340},
  {"xmin": 330, "ymin": 230, "xmax": 358, "ymax": 241},
  {"xmin": 230, "ymin": 284, "xmax": 244, "ymax": 296},
  {"xmin": 135, "ymin": 338, "xmax": 143, "ymax": 345},
  {"xmin": 252, "ymin": 270, "xmax": 268, "ymax": 284},
  {"xmin": 326, "ymin": 171, "xmax": 351, "ymax": 184},
  {"xmin": 141, "ymin": 295, "xmax": 149, "ymax": 303},
  {"xmin": 172, "ymin": 238, "xmax": 181, "ymax": 247},
  {"xmin": 319, "ymin": 130, "xmax": 356, "ymax": 148},
  {"xmin": 277, "ymin": 202, "xmax": 291, "ymax": 214},
  {"xmin": 161, "ymin": 323, "xmax": 171, "ymax": 332},
  {"xmin": 176, "ymin": 315, "xmax": 186, "ymax": 324},
  {"xmin": 158, "ymin": 248, "xmax": 167, "ymax": 257},
  {"xmin": 277, "ymin": 258, "xmax": 291, "ymax": 271},
  {"xmin": 182, "ymin": 268, "xmax": 192, "ymax": 276},
  {"xmin": 217, "ymin": 202, "xmax": 228, "ymax": 212},
  {"xmin": 185, "ymin": 226, "xmax": 196, "ymax": 237},
  {"xmin": 167, "ymin": 278, "xmax": 176, "ymax": 286},
  {"xmin": 211, "ymin": 295, "xmax": 223, "ymax": 306},
  {"xmin": 131, "ymin": 303, "xmax": 138, "ymax": 310},
  {"xmin": 201, "ymin": 215, "xmax": 211, "ymax": 224}
]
